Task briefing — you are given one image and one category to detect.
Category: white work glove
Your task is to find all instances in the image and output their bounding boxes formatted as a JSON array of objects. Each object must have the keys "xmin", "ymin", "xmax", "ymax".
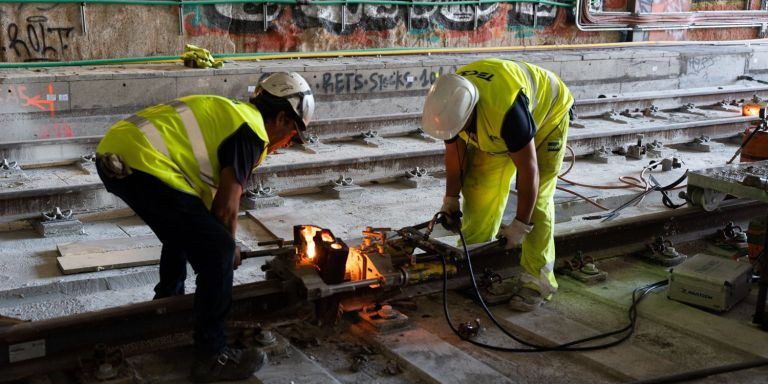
[
  {"xmin": 439, "ymin": 196, "xmax": 462, "ymax": 233},
  {"xmin": 496, "ymin": 219, "xmax": 533, "ymax": 250}
]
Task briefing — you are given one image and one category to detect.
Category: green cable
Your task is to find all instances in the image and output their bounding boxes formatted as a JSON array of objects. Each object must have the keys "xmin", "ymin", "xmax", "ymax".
[{"xmin": 0, "ymin": 56, "xmax": 180, "ymax": 68}]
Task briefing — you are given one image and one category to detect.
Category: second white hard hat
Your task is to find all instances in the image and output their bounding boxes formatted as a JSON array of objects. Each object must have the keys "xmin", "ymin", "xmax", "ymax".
[
  {"xmin": 421, "ymin": 74, "xmax": 479, "ymax": 140},
  {"xmin": 258, "ymin": 72, "xmax": 316, "ymax": 142}
]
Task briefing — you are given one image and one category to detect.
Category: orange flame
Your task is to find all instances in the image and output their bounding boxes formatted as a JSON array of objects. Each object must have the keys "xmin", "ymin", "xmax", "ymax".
[
  {"xmin": 743, "ymin": 104, "xmax": 761, "ymax": 117},
  {"xmin": 301, "ymin": 226, "xmax": 320, "ymax": 259}
]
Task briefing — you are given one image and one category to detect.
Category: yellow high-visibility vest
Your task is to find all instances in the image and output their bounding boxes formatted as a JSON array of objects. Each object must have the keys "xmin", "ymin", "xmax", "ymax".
[
  {"xmin": 97, "ymin": 95, "xmax": 269, "ymax": 209},
  {"xmin": 456, "ymin": 59, "xmax": 573, "ymax": 154}
]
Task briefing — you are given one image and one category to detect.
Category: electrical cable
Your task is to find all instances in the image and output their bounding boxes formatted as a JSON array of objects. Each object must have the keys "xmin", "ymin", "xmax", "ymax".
[
  {"xmin": 432, "ymin": 212, "xmax": 668, "ymax": 352},
  {"xmin": 557, "ymin": 145, "xmax": 691, "ymax": 212}
]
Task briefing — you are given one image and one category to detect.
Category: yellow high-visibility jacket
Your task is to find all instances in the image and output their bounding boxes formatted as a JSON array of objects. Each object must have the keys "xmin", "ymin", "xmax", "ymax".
[
  {"xmin": 456, "ymin": 58, "xmax": 573, "ymax": 154},
  {"xmin": 97, "ymin": 95, "xmax": 269, "ymax": 209}
]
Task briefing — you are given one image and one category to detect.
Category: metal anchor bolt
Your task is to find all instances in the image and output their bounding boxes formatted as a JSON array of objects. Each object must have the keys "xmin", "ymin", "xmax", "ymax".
[
  {"xmin": 41, "ymin": 207, "xmax": 73, "ymax": 221},
  {"xmin": 362, "ymin": 130, "xmax": 379, "ymax": 139},
  {"xmin": 694, "ymin": 135, "xmax": 711, "ymax": 144},
  {"xmin": 378, "ymin": 305, "xmax": 398, "ymax": 320},
  {"xmin": 457, "ymin": 318, "xmax": 481, "ymax": 339},
  {"xmin": 306, "ymin": 134, "xmax": 320, "ymax": 144},
  {"xmin": 334, "ymin": 175, "xmax": 354, "ymax": 187},
  {"xmin": 406, "ymin": 167, "xmax": 428, "ymax": 178},
  {"xmin": 580, "ymin": 263, "xmax": 600, "ymax": 275},
  {"xmin": 0, "ymin": 158, "xmax": 20, "ymax": 171},
  {"xmin": 246, "ymin": 182, "xmax": 275, "ymax": 198}
]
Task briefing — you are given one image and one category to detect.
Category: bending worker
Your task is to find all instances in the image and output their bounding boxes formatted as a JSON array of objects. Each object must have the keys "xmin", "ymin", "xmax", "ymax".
[
  {"xmin": 422, "ymin": 59, "xmax": 573, "ymax": 312},
  {"xmin": 95, "ymin": 72, "xmax": 315, "ymax": 382}
]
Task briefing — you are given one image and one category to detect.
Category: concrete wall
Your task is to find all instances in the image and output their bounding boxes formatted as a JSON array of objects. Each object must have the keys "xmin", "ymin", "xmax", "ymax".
[
  {"xmin": 2, "ymin": 43, "xmax": 767, "ymax": 141},
  {"xmin": 0, "ymin": 0, "xmax": 763, "ymax": 63}
]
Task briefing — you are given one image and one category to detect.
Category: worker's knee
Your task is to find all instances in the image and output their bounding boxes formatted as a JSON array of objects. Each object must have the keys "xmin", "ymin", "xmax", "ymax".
[{"xmin": 189, "ymin": 230, "xmax": 235, "ymax": 274}]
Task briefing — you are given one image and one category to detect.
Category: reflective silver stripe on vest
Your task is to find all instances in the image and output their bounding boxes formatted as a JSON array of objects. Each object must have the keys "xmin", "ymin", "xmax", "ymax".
[
  {"xmin": 126, "ymin": 114, "xmax": 173, "ymax": 160},
  {"xmin": 539, "ymin": 70, "xmax": 561, "ymax": 128},
  {"xmin": 514, "ymin": 62, "xmax": 538, "ymax": 110},
  {"xmin": 167, "ymin": 100, "xmax": 216, "ymax": 188}
]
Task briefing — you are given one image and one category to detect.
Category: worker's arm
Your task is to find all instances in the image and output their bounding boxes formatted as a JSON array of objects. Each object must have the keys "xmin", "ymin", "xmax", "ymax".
[
  {"xmin": 439, "ymin": 136, "xmax": 468, "ymax": 232},
  {"xmin": 214, "ymin": 122, "xmax": 265, "ymax": 236},
  {"xmin": 211, "ymin": 166, "xmax": 242, "ymax": 237},
  {"xmin": 500, "ymin": 92, "xmax": 538, "ymax": 224},
  {"xmin": 444, "ymin": 136, "xmax": 468, "ymax": 198},
  {"xmin": 508, "ymin": 140, "xmax": 538, "ymax": 224},
  {"xmin": 495, "ymin": 92, "xmax": 538, "ymax": 248},
  {"xmin": 211, "ymin": 166, "xmax": 243, "ymax": 269}
]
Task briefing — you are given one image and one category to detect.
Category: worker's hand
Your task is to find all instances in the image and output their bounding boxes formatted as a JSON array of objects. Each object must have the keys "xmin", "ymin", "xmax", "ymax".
[
  {"xmin": 233, "ymin": 246, "xmax": 242, "ymax": 270},
  {"xmin": 439, "ymin": 196, "xmax": 462, "ymax": 233},
  {"xmin": 496, "ymin": 219, "xmax": 533, "ymax": 250}
]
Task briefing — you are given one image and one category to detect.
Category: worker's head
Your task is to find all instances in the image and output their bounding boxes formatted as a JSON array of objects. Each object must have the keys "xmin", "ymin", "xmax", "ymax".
[
  {"xmin": 421, "ymin": 74, "xmax": 479, "ymax": 140},
  {"xmin": 251, "ymin": 72, "xmax": 315, "ymax": 151}
]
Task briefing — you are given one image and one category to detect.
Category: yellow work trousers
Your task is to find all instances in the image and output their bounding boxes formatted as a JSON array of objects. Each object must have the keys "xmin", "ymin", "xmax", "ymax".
[{"xmin": 460, "ymin": 115, "xmax": 570, "ymax": 297}]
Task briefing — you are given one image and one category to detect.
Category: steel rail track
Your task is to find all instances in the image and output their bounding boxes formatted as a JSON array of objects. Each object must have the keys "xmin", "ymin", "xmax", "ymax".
[
  {"xmin": 0, "ymin": 116, "xmax": 757, "ymax": 221},
  {"xmin": 0, "ymin": 85, "xmax": 763, "ymax": 220},
  {"xmin": 1, "ymin": 84, "xmax": 765, "ymax": 164},
  {"xmin": 0, "ymin": 199, "xmax": 765, "ymax": 380}
]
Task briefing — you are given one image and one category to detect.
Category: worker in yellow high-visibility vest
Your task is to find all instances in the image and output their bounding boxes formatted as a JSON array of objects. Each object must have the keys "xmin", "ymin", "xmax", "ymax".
[
  {"xmin": 96, "ymin": 72, "xmax": 315, "ymax": 382},
  {"xmin": 421, "ymin": 59, "xmax": 573, "ymax": 312}
]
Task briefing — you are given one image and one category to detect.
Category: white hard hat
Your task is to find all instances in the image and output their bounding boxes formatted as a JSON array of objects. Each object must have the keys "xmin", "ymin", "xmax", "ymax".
[
  {"xmin": 421, "ymin": 74, "xmax": 479, "ymax": 140},
  {"xmin": 258, "ymin": 72, "xmax": 315, "ymax": 142}
]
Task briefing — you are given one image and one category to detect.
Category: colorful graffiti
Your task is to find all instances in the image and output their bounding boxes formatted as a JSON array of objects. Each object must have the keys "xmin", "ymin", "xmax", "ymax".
[{"xmin": 192, "ymin": 3, "xmax": 558, "ymax": 36}]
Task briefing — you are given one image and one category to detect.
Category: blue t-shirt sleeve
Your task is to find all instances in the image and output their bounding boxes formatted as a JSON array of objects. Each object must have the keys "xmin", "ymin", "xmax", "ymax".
[
  {"xmin": 217, "ymin": 123, "xmax": 265, "ymax": 187},
  {"xmin": 501, "ymin": 92, "xmax": 536, "ymax": 153}
]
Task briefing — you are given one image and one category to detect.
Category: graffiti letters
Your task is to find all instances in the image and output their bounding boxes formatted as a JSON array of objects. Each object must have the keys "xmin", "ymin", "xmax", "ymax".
[
  {"xmin": 507, "ymin": 4, "xmax": 557, "ymax": 27},
  {"xmin": 311, "ymin": 66, "xmax": 456, "ymax": 95},
  {"xmin": 2, "ymin": 16, "xmax": 74, "ymax": 62},
  {"xmin": 197, "ymin": 2, "xmax": 554, "ymax": 36},
  {"xmin": 687, "ymin": 56, "xmax": 715, "ymax": 75}
]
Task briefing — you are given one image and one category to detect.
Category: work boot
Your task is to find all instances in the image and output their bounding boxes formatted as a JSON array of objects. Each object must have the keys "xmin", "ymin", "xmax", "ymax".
[
  {"xmin": 190, "ymin": 346, "xmax": 267, "ymax": 383},
  {"xmin": 508, "ymin": 286, "xmax": 544, "ymax": 312}
]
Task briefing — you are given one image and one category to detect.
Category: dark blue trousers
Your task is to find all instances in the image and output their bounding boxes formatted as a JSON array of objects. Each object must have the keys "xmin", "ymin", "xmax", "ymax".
[{"xmin": 98, "ymin": 166, "xmax": 234, "ymax": 356}]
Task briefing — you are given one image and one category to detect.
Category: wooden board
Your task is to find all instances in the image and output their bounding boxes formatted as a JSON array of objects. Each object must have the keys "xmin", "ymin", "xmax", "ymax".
[
  {"xmin": 57, "ymin": 235, "xmax": 160, "ymax": 257},
  {"xmin": 55, "ymin": 216, "xmax": 278, "ymax": 274},
  {"xmin": 57, "ymin": 247, "xmax": 161, "ymax": 275},
  {"xmin": 236, "ymin": 215, "xmax": 279, "ymax": 251}
]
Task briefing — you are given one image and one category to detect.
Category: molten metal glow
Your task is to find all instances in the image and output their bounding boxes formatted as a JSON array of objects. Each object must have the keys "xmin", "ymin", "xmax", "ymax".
[
  {"xmin": 321, "ymin": 232, "xmax": 334, "ymax": 242},
  {"xmin": 743, "ymin": 104, "xmax": 761, "ymax": 117},
  {"xmin": 301, "ymin": 226, "xmax": 320, "ymax": 259},
  {"xmin": 331, "ymin": 243, "xmax": 342, "ymax": 250}
]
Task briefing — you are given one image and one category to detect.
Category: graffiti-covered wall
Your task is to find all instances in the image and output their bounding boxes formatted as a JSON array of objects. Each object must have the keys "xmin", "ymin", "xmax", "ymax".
[
  {"xmin": 184, "ymin": 2, "xmax": 587, "ymax": 52},
  {"xmin": 0, "ymin": 0, "xmax": 761, "ymax": 62}
]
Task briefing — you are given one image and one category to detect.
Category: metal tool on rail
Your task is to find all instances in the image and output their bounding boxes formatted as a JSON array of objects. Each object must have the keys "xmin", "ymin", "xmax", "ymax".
[{"xmin": 0, "ymin": 218, "xmax": 509, "ymax": 380}]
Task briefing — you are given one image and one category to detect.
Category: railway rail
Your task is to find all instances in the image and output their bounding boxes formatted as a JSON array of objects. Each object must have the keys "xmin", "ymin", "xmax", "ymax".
[
  {"xmin": 0, "ymin": 198, "xmax": 765, "ymax": 381},
  {"xmin": 0, "ymin": 84, "xmax": 764, "ymax": 221}
]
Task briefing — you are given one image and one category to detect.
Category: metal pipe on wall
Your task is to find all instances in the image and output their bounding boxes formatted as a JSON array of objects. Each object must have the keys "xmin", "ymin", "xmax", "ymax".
[{"xmin": 574, "ymin": 0, "xmax": 768, "ymax": 32}]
